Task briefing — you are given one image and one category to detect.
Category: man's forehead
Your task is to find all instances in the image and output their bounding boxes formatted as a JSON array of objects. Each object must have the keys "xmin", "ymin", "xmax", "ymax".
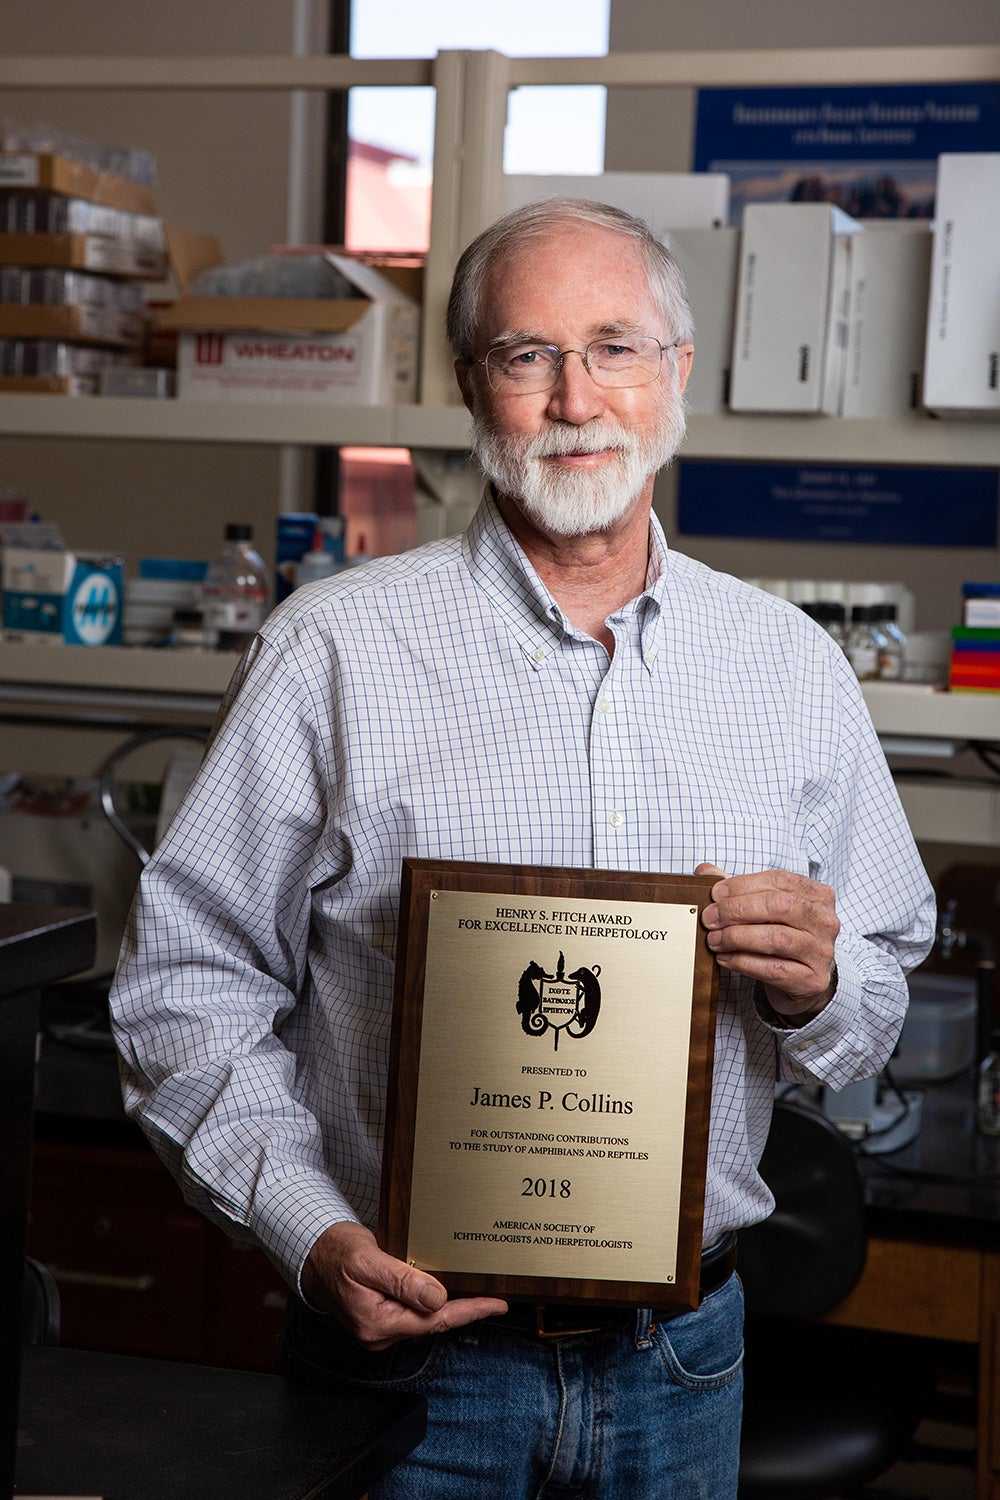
[
  {"xmin": 491, "ymin": 221, "xmax": 644, "ymax": 277},
  {"xmin": 479, "ymin": 225, "xmax": 656, "ymax": 334}
]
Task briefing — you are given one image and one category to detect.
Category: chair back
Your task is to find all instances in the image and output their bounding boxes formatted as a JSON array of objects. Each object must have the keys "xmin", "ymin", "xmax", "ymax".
[
  {"xmin": 22, "ymin": 1258, "xmax": 61, "ymax": 1347},
  {"xmin": 738, "ymin": 1099, "xmax": 866, "ymax": 1320}
]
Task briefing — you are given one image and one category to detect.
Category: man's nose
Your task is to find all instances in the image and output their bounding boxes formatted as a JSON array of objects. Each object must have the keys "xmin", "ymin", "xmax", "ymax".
[{"xmin": 545, "ymin": 349, "xmax": 606, "ymax": 423}]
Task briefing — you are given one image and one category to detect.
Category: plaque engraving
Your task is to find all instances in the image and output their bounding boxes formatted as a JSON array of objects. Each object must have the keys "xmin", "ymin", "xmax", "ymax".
[{"xmin": 380, "ymin": 860, "xmax": 719, "ymax": 1312}]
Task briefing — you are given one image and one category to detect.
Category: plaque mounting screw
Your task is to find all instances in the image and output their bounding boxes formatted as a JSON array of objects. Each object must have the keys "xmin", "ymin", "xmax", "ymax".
[{"xmin": 431, "ymin": 891, "xmax": 439, "ymax": 899}]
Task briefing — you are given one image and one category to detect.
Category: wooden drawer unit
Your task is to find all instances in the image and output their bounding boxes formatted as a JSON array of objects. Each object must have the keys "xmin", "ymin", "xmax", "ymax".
[{"xmin": 28, "ymin": 1141, "xmax": 288, "ymax": 1370}]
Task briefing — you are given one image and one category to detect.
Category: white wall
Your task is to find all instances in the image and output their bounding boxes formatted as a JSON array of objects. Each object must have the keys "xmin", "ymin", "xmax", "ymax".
[{"xmin": 606, "ymin": 0, "xmax": 1000, "ymax": 633}]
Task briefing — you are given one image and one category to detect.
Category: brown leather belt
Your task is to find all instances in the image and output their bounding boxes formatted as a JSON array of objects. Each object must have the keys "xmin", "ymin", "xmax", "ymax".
[{"xmin": 491, "ymin": 1231, "xmax": 738, "ymax": 1340}]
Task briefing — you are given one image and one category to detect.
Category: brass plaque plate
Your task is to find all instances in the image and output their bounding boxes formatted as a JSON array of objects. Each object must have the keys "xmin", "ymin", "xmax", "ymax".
[{"xmin": 379, "ymin": 860, "xmax": 719, "ymax": 1312}]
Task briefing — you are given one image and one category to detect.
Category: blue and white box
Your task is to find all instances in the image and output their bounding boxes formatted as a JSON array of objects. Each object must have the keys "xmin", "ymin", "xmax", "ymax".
[{"xmin": 1, "ymin": 523, "xmax": 123, "ymax": 645}]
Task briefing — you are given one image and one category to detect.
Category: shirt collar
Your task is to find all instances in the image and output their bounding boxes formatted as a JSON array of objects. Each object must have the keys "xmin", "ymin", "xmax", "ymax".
[{"xmin": 463, "ymin": 487, "xmax": 670, "ymax": 673}]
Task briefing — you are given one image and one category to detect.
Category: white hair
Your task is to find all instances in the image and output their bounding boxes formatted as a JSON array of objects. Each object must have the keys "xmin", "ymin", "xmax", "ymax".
[{"xmin": 445, "ymin": 197, "xmax": 694, "ymax": 363}]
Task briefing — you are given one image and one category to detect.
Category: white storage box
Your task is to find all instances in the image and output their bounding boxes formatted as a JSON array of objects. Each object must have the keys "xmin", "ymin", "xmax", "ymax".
[
  {"xmin": 660, "ymin": 227, "xmax": 740, "ymax": 414},
  {"xmin": 843, "ymin": 222, "xmax": 932, "ymax": 419},
  {"xmin": 729, "ymin": 203, "xmax": 861, "ymax": 415},
  {"xmin": 503, "ymin": 172, "xmax": 730, "ymax": 230},
  {"xmin": 924, "ymin": 153, "xmax": 1000, "ymax": 416}
]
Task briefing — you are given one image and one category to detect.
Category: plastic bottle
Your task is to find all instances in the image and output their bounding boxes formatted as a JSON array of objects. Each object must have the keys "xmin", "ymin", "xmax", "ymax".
[
  {"xmin": 874, "ymin": 603, "xmax": 906, "ymax": 681},
  {"xmin": 295, "ymin": 530, "xmax": 342, "ymax": 588},
  {"xmin": 347, "ymin": 531, "xmax": 373, "ymax": 569},
  {"xmin": 200, "ymin": 523, "xmax": 270, "ymax": 652},
  {"xmin": 845, "ymin": 605, "xmax": 884, "ymax": 681},
  {"xmin": 977, "ymin": 1030, "xmax": 1000, "ymax": 1136}
]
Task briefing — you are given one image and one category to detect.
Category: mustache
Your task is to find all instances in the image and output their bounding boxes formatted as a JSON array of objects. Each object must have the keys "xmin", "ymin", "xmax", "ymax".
[{"xmin": 487, "ymin": 419, "xmax": 637, "ymax": 461}]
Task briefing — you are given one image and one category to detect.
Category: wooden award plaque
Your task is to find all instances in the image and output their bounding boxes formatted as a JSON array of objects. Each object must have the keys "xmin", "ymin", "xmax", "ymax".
[{"xmin": 379, "ymin": 859, "xmax": 719, "ymax": 1313}]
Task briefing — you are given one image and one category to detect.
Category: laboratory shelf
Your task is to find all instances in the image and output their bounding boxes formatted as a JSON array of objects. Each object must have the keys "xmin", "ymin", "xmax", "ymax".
[{"xmin": 1, "ymin": 399, "xmax": 999, "ymax": 467}]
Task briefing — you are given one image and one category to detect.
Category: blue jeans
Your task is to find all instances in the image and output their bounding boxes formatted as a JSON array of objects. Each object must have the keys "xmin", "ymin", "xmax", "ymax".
[{"xmin": 278, "ymin": 1274, "xmax": 744, "ymax": 1499}]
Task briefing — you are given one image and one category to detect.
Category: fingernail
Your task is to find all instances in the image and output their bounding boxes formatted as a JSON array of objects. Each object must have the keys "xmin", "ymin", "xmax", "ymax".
[
  {"xmin": 703, "ymin": 904, "xmax": 719, "ymax": 927},
  {"xmin": 417, "ymin": 1281, "xmax": 446, "ymax": 1311}
]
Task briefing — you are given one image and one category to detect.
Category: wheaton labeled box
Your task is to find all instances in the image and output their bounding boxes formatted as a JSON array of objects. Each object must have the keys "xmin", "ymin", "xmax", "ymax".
[
  {"xmin": 843, "ymin": 222, "xmax": 931, "ymax": 419},
  {"xmin": 659, "ymin": 227, "xmax": 740, "ymax": 414},
  {"xmin": 924, "ymin": 153, "xmax": 1000, "ymax": 416},
  {"xmin": 729, "ymin": 203, "xmax": 862, "ymax": 415},
  {"xmin": 163, "ymin": 253, "xmax": 420, "ymax": 405}
]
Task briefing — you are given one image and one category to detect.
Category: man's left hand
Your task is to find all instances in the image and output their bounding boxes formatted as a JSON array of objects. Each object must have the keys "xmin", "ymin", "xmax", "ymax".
[{"xmin": 696, "ymin": 863, "xmax": 840, "ymax": 1023}]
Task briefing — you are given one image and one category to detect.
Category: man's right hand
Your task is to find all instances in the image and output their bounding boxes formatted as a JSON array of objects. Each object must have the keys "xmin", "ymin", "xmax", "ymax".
[{"xmin": 302, "ymin": 1222, "xmax": 508, "ymax": 1351}]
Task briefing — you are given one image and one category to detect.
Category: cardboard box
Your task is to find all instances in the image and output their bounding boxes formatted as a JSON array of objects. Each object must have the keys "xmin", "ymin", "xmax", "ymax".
[
  {"xmin": 924, "ymin": 153, "xmax": 1000, "ymax": 416},
  {"xmin": 660, "ymin": 227, "xmax": 740, "ymax": 414},
  {"xmin": 1, "ymin": 523, "xmax": 123, "ymax": 645},
  {"xmin": 503, "ymin": 172, "xmax": 730, "ymax": 229},
  {"xmin": 163, "ymin": 253, "xmax": 420, "ymax": 405},
  {"xmin": 0, "ymin": 303, "xmax": 145, "ymax": 346},
  {"xmin": 843, "ymin": 222, "xmax": 931, "ymax": 419},
  {"xmin": 0, "ymin": 375, "xmax": 97, "ymax": 395},
  {"xmin": 729, "ymin": 203, "xmax": 862, "ymax": 415},
  {"xmin": 0, "ymin": 231, "xmax": 168, "ymax": 279},
  {"xmin": 963, "ymin": 584, "xmax": 1000, "ymax": 628},
  {"xmin": 0, "ymin": 151, "xmax": 157, "ymax": 217}
]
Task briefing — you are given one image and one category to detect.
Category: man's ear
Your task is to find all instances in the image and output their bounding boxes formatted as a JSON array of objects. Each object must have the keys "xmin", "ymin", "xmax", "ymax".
[
  {"xmin": 455, "ymin": 359, "xmax": 476, "ymax": 413},
  {"xmin": 675, "ymin": 343, "xmax": 694, "ymax": 393}
]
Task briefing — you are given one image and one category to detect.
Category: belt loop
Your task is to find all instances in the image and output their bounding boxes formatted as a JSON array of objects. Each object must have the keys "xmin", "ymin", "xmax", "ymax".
[{"xmin": 634, "ymin": 1307, "xmax": 653, "ymax": 1350}]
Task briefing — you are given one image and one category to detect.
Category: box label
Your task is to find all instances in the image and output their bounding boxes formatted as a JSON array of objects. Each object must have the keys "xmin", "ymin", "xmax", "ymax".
[
  {"xmin": 65, "ymin": 565, "xmax": 123, "ymax": 646},
  {"xmin": 177, "ymin": 325, "xmax": 404, "ymax": 404},
  {"xmin": 0, "ymin": 153, "xmax": 40, "ymax": 187}
]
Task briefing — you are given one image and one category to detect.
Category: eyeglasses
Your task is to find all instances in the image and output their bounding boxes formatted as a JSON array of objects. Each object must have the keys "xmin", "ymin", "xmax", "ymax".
[{"xmin": 474, "ymin": 336, "xmax": 673, "ymax": 395}]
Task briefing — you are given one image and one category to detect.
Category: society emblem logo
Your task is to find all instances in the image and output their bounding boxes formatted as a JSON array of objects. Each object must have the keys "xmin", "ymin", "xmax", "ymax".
[{"xmin": 516, "ymin": 951, "xmax": 601, "ymax": 1051}]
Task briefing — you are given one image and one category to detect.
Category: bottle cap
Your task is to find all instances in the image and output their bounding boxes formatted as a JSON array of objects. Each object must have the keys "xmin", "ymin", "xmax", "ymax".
[
  {"xmin": 225, "ymin": 523, "xmax": 252, "ymax": 541},
  {"xmin": 803, "ymin": 601, "xmax": 846, "ymax": 623}
]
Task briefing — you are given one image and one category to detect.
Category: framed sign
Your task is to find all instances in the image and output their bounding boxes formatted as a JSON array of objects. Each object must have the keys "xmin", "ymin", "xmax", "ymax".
[{"xmin": 379, "ymin": 859, "xmax": 719, "ymax": 1313}]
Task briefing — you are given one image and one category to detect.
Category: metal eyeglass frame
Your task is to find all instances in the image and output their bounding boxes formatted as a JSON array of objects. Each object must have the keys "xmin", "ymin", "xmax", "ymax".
[{"xmin": 470, "ymin": 337, "xmax": 679, "ymax": 394}]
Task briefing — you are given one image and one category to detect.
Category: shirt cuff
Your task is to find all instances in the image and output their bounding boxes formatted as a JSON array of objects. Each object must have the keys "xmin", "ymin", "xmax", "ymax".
[
  {"xmin": 753, "ymin": 964, "xmax": 839, "ymax": 1031},
  {"xmin": 767, "ymin": 957, "xmax": 866, "ymax": 1070},
  {"xmin": 248, "ymin": 1171, "xmax": 362, "ymax": 1297}
]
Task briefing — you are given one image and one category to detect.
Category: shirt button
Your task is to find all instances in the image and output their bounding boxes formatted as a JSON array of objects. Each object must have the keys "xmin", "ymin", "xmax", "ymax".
[
  {"xmin": 597, "ymin": 696, "xmax": 612, "ymax": 713},
  {"xmin": 531, "ymin": 648, "xmax": 547, "ymax": 663},
  {"xmin": 609, "ymin": 810, "xmax": 625, "ymax": 828}
]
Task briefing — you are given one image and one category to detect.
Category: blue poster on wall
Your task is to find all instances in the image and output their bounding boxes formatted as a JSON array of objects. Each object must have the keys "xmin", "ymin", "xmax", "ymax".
[
  {"xmin": 694, "ymin": 82, "xmax": 1000, "ymax": 226},
  {"xmin": 676, "ymin": 461, "xmax": 999, "ymax": 548}
]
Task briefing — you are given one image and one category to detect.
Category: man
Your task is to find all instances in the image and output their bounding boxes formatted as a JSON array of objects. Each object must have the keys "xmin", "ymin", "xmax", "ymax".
[{"xmin": 112, "ymin": 199, "xmax": 935, "ymax": 1498}]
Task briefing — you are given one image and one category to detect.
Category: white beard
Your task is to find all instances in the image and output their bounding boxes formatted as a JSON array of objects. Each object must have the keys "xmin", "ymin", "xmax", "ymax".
[{"xmin": 470, "ymin": 385, "xmax": 687, "ymax": 537}]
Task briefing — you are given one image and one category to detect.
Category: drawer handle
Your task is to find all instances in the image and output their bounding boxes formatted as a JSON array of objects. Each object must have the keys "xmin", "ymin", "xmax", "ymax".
[{"xmin": 49, "ymin": 1267, "xmax": 155, "ymax": 1293}]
